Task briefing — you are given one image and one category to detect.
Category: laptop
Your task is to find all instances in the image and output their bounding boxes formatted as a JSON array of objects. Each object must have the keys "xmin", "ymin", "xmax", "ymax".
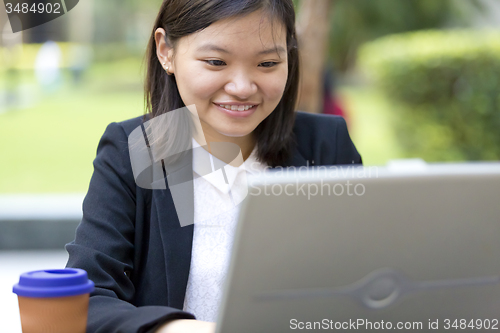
[{"xmin": 215, "ymin": 161, "xmax": 500, "ymax": 332}]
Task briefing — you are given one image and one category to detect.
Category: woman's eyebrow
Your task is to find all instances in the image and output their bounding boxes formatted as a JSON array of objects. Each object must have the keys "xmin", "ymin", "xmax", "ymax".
[{"xmin": 196, "ymin": 43, "xmax": 286, "ymax": 56}]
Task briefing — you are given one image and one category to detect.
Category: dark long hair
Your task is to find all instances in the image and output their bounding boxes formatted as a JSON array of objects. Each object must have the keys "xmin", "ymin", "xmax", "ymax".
[{"xmin": 144, "ymin": 0, "xmax": 300, "ymax": 167}]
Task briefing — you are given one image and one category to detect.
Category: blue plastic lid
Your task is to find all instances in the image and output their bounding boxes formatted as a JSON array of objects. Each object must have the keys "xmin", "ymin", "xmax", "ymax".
[{"xmin": 13, "ymin": 268, "xmax": 94, "ymax": 298}]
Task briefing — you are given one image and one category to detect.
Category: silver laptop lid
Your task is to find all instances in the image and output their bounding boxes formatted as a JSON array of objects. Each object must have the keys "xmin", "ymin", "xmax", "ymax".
[{"xmin": 216, "ymin": 162, "xmax": 500, "ymax": 333}]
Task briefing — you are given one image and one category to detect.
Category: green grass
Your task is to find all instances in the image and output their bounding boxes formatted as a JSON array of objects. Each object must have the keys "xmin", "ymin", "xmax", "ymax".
[{"xmin": 0, "ymin": 58, "xmax": 145, "ymax": 193}]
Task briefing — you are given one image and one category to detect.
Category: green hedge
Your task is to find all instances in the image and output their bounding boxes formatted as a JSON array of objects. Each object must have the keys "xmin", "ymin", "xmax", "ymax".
[{"xmin": 358, "ymin": 29, "xmax": 500, "ymax": 161}]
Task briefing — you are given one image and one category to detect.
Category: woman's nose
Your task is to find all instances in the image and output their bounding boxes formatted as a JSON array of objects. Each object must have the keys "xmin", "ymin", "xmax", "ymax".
[{"xmin": 224, "ymin": 72, "xmax": 258, "ymax": 99}]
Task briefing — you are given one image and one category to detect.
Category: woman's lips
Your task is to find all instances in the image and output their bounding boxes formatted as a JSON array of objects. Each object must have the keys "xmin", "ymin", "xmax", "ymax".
[{"xmin": 213, "ymin": 103, "xmax": 258, "ymax": 118}]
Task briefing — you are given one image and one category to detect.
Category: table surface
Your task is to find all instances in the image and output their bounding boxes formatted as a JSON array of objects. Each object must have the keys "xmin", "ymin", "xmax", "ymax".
[{"xmin": 0, "ymin": 250, "xmax": 68, "ymax": 333}]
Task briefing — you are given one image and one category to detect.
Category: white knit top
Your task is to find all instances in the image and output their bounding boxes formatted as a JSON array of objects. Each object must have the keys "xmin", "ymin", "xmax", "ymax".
[{"xmin": 182, "ymin": 139, "xmax": 267, "ymax": 322}]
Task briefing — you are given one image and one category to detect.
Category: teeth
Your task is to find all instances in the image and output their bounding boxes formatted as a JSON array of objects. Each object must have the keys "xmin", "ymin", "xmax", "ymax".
[{"xmin": 219, "ymin": 104, "xmax": 254, "ymax": 111}]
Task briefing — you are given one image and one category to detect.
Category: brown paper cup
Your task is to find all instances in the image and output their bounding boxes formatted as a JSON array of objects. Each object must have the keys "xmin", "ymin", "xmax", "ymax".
[
  {"xmin": 13, "ymin": 269, "xmax": 94, "ymax": 333},
  {"xmin": 18, "ymin": 294, "xmax": 89, "ymax": 333}
]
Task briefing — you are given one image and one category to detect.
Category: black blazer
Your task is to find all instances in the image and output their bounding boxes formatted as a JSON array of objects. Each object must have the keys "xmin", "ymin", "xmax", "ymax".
[{"xmin": 65, "ymin": 111, "xmax": 362, "ymax": 333}]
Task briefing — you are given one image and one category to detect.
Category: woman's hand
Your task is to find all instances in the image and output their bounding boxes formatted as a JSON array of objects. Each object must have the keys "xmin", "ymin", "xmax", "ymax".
[{"xmin": 155, "ymin": 319, "xmax": 216, "ymax": 333}]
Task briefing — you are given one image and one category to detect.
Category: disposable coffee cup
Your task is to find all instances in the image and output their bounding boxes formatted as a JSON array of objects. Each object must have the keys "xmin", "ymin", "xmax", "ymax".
[{"xmin": 13, "ymin": 268, "xmax": 94, "ymax": 333}]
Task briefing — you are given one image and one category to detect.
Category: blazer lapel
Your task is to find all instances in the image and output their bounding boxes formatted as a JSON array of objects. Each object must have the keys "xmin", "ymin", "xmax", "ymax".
[{"xmin": 152, "ymin": 151, "xmax": 195, "ymax": 310}]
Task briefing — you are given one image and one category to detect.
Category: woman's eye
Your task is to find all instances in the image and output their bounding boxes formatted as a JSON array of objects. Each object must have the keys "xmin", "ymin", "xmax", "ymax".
[
  {"xmin": 204, "ymin": 60, "xmax": 279, "ymax": 68},
  {"xmin": 205, "ymin": 60, "xmax": 226, "ymax": 66},
  {"xmin": 259, "ymin": 62, "xmax": 279, "ymax": 68}
]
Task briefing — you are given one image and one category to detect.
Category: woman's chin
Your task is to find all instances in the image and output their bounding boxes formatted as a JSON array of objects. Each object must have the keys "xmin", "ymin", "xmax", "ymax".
[
  {"xmin": 214, "ymin": 129, "xmax": 253, "ymax": 139},
  {"xmin": 207, "ymin": 121, "xmax": 256, "ymax": 139}
]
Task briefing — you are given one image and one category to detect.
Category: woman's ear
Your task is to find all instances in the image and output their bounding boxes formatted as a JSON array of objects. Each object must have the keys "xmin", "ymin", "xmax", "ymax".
[{"xmin": 154, "ymin": 28, "xmax": 174, "ymax": 74}]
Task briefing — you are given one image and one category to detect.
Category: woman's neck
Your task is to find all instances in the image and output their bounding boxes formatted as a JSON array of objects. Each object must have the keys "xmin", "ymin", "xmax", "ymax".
[{"xmin": 194, "ymin": 126, "xmax": 256, "ymax": 165}]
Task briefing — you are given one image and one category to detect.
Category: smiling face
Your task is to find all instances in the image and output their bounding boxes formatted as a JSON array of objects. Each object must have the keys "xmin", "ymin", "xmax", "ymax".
[{"xmin": 155, "ymin": 10, "xmax": 288, "ymax": 155}]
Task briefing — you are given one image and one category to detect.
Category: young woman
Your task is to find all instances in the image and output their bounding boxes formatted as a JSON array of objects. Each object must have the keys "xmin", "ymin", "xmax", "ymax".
[{"xmin": 66, "ymin": 1, "xmax": 362, "ymax": 332}]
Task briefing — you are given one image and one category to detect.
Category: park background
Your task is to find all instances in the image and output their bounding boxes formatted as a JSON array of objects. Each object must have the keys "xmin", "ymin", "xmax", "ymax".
[
  {"xmin": 1, "ymin": 1, "xmax": 500, "ymax": 332},
  {"xmin": 1, "ymin": 0, "xmax": 500, "ymax": 193}
]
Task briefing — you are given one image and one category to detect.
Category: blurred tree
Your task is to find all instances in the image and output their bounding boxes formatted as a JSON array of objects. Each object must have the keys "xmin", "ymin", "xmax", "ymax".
[
  {"xmin": 291, "ymin": 0, "xmax": 482, "ymax": 113},
  {"xmin": 68, "ymin": 0, "xmax": 94, "ymax": 44},
  {"xmin": 295, "ymin": 0, "xmax": 333, "ymax": 113},
  {"xmin": 92, "ymin": 0, "xmax": 160, "ymax": 44},
  {"xmin": 327, "ymin": 0, "xmax": 485, "ymax": 72},
  {"xmin": 89, "ymin": 0, "xmax": 161, "ymax": 61}
]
